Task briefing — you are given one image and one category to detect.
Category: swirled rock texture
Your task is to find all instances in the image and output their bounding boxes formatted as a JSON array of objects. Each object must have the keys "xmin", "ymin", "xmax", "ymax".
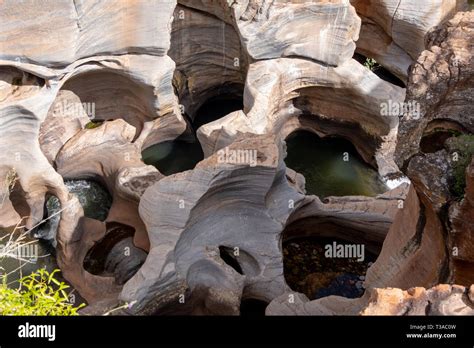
[
  {"xmin": 0, "ymin": 0, "xmax": 472, "ymax": 316},
  {"xmin": 0, "ymin": 0, "xmax": 175, "ymax": 65},
  {"xmin": 120, "ymin": 134, "xmax": 303, "ymax": 314},
  {"xmin": 180, "ymin": 0, "xmax": 361, "ymax": 66},
  {"xmin": 351, "ymin": 0, "xmax": 468, "ymax": 81}
]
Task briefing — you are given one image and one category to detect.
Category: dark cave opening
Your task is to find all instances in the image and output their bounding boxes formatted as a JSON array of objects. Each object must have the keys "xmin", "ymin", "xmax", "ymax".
[
  {"xmin": 141, "ymin": 133, "xmax": 204, "ymax": 176},
  {"xmin": 0, "ymin": 66, "xmax": 45, "ymax": 88},
  {"xmin": 83, "ymin": 223, "xmax": 135, "ymax": 275},
  {"xmin": 420, "ymin": 120, "xmax": 467, "ymax": 154},
  {"xmin": 353, "ymin": 53, "xmax": 406, "ymax": 88},
  {"xmin": 83, "ymin": 223, "xmax": 146, "ymax": 285},
  {"xmin": 219, "ymin": 245, "xmax": 243, "ymax": 275},
  {"xmin": 420, "ymin": 129, "xmax": 462, "ymax": 153},
  {"xmin": 284, "ymin": 130, "xmax": 387, "ymax": 198},
  {"xmin": 192, "ymin": 93, "xmax": 244, "ymax": 131}
]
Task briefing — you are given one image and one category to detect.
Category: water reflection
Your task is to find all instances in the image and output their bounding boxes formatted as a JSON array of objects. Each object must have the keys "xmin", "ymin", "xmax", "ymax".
[{"xmin": 285, "ymin": 131, "xmax": 388, "ymax": 198}]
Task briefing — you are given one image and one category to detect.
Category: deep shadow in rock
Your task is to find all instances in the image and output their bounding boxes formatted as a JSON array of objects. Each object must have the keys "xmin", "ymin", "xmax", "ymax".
[
  {"xmin": 420, "ymin": 119, "xmax": 467, "ymax": 154},
  {"xmin": 219, "ymin": 246, "xmax": 243, "ymax": 275},
  {"xmin": 192, "ymin": 93, "xmax": 243, "ymax": 131},
  {"xmin": 353, "ymin": 53, "xmax": 406, "ymax": 88},
  {"xmin": 142, "ymin": 85, "xmax": 243, "ymax": 176},
  {"xmin": 141, "ymin": 133, "xmax": 204, "ymax": 176},
  {"xmin": 83, "ymin": 223, "xmax": 146, "ymax": 285}
]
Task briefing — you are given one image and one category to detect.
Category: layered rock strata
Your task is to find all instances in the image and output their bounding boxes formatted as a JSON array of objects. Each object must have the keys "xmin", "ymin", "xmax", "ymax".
[{"xmin": 0, "ymin": 0, "xmax": 471, "ymax": 316}]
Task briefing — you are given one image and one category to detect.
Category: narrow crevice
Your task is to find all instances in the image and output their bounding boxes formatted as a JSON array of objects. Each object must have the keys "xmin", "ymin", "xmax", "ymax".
[
  {"xmin": 401, "ymin": 203, "xmax": 426, "ymax": 257},
  {"xmin": 219, "ymin": 246, "xmax": 243, "ymax": 275},
  {"xmin": 353, "ymin": 52, "xmax": 406, "ymax": 88}
]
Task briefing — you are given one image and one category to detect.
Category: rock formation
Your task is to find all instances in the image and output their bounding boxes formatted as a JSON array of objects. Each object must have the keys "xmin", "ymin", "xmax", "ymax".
[
  {"xmin": 351, "ymin": 0, "xmax": 468, "ymax": 82},
  {"xmin": 0, "ymin": 0, "xmax": 472, "ymax": 317},
  {"xmin": 268, "ymin": 9, "xmax": 474, "ymax": 316},
  {"xmin": 266, "ymin": 284, "xmax": 474, "ymax": 315}
]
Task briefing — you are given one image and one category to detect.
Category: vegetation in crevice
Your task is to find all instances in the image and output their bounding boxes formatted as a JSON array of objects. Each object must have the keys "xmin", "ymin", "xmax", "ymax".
[
  {"xmin": 85, "ymin": 120, "xmax": 104, "ymax": 129},
  {"xmin": 446, "ymin": 134, "xmax": 474, "ymax": 199},
  {"xmin": 363, "ymin": 57, "xmax": 378, "ymax": 71}
]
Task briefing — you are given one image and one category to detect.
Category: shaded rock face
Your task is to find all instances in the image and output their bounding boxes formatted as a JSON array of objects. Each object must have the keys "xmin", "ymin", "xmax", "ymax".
[
  {"xmin": 394, "ymin": 11, "xmax": 474, "ymax": 287},
  {"xmin": 170, "ymin": 4, "xmax": 248, "ymax": 118},
  {"xmin": 396, "ymin": 11, "xmax": 474, "ymax": 166},
  {"xmin": 351, "ymin": 0, "xmax": 468, "ymax": 82},
  {"xmin": 0, "ymin": 0, "xmax": 472, "ymax": 317},
  {"xmin": 449, "ymin": 159, "xmax": 474, "ymax": 285}
]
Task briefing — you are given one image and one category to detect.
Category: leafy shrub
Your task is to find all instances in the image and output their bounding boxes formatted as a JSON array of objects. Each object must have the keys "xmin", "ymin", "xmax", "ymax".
[
  {"xmin": 364, "ymin": 58, "xmax": 378, "ymax": 71},
  {"xmin": 446, "ymin": 135, "xmax": 474, "ymax": 199},
  {"xmin": 0, "ymin": 269, "xmax": 84, "ymax": 315}
]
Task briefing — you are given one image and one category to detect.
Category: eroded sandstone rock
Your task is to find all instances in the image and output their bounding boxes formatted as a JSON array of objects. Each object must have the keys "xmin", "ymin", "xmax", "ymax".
[
  {"xmin": 351, "ymin": 0, "xmax": 468, "ymax": 81},
  {"xmin": 0, "ymin": 0, "xmax": 471, "ymax": 317},
  {"xmin": 0, "ymin": 0, "xmax": 175, "ymax": 66},
  {"xmin": 396, "ymin": 11, "xmax": 474, "ymax": 166},
  {"xmin": 394, "ymin": 11, "xmax": 474, "ymax": 288},
  {"xmin": 267, "ymin": 284, "xmax": 474, "ymax": 315},
  {"xmin": 120, "ymin": 133, "xmax": 304, "ymax": 314},
  {"xmin": 361, "ymin": 284, "xmax": 474, "ymax": 315}
]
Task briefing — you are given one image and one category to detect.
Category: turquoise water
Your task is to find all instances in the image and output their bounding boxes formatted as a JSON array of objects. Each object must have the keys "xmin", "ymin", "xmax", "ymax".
[{"xmin": 285, "ymin": 131, "xmax": 387, "ymax": 198}]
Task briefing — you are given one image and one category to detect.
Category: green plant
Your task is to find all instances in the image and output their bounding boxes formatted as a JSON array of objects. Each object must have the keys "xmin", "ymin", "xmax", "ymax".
[
  {"xmin": 0, "ymin": 220, "xmax": 84, "ymax": 316},
  {"xmin": 446, "ymin": 134, "xmax": 474, "ymax": 199},
  {"xmin": 85, "ymin": 120, "xmax": 103, "ymax": 129},
  {"xmin": 0, "ymin": 269, "xmax": 84, "ymax": 315},
  {"xmin": 11, "ymin": 77, "xmax": 22, "ymax": 86},
  {"xmin": 364, "ymin": 58, "xmax": 378, "ymax": 71}
]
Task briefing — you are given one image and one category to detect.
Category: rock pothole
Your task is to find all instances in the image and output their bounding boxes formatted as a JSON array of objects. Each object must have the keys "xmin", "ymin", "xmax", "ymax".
[{"xmin": 284, "ymin": 130, "xmax": 388, "ymax": 198}]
